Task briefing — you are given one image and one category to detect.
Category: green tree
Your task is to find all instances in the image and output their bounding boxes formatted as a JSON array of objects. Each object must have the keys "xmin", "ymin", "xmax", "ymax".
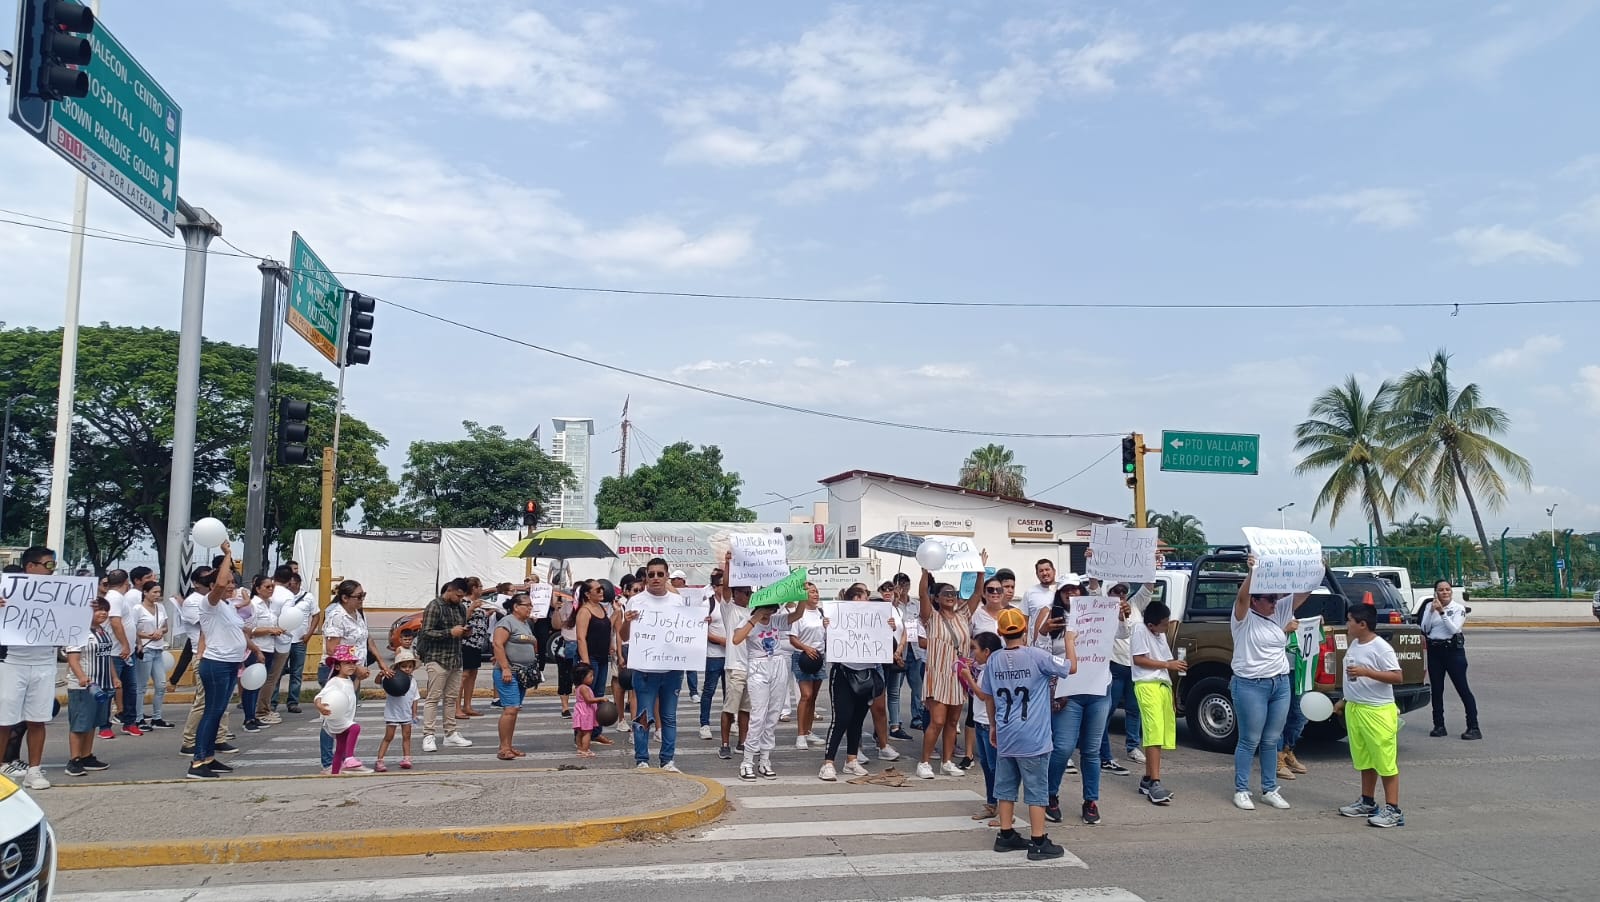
[
  {"xmin": 387, "ymin": 421, "xmax": 572, "ymax": 529},
  {"xmin": 594, "ymin": 442, "xmax": 754, "ymax": 528},
  {"xmin": 1387, "ymin": 349, "xmax": 1531, "ymax": 579},
  {"xmin": 958, "ymin": 443, "xmax": 1026, "ymax": 497},
  {"xmin": 1293, "ymin": 375, "xmax": 1402, "ymax": 543},
  {"xmin": 1134, "ymin": 510, "xmax": 1207, "ymax": 556}
]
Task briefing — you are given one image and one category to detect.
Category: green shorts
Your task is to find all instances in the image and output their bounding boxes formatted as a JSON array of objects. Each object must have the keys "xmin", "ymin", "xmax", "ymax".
[
  {"xmin": 1133, "ymin": 681, "xmax": 1176, "ymax": 750},
  {"xmin": 1345, "ymin": 701, "xmax": 1399, "ymax": 777}
]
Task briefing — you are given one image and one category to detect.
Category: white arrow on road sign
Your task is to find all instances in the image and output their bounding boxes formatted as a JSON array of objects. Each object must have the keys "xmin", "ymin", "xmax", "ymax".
[
  {"xmin": 1170, "ymin": 439, "xmax": 1185, "ymax": 448},
  {"xmin": 161, "ymin": 176, "xmax": 173, "ymax": 200},
  {"xmin": 1238, "ymin": 458, "xmax": 1251, "ymax": 467},
  {"xmin": 165, "ymin": 143, "xmax": 175, "ymax": 166}
]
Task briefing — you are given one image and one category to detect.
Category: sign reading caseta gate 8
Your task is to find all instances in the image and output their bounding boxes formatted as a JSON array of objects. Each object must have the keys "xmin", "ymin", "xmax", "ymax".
[
  {"xmin": 1008, "ymin": 517, "xmax": 1055, "ymax": 539},
  {"xmin": 287, "ymin": 232, "xmax": 346, "ymax": 365}
]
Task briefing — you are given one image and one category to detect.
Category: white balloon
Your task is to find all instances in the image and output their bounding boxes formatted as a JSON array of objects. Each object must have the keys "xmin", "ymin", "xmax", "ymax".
[
  {"xmin": 277, "ymin": 606, "xmax": 306, "ymax": 634},
  {"xmin": 915, "ymin": 539, "xmax": 948, "ymax": 571},
  {"xmin": 162, "ymin": 651, "xmax": 176, "ymax": 674},
  {"xmin": 191, "ymin": 517, "xmax": 229, "ymax": 547},
  {"xmin": 323, "ymin": 690, "xmax": 354, "ymax": 721},
  {"xmin": 1300, "ymin": 691, "xmax": 1334, "ymax": 722},
  {"xmin": 239, "ymin": 662, "xmax": 267, "ymax": 691}
]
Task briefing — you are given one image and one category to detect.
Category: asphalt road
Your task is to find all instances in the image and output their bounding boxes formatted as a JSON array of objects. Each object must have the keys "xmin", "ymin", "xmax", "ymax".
[{"xmin": 48, "ymin": 627, "xmax": 1600, "ymax": 902}]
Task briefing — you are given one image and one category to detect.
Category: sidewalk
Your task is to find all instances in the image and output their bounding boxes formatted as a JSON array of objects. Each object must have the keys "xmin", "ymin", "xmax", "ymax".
[{"xmin": 31, "ymin": 767, "xmax": 725, "ymax": 869}]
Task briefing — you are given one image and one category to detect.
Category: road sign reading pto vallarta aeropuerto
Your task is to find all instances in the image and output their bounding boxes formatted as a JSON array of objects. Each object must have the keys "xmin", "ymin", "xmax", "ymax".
[
  {"xmin": 287, "ymin": 233, "xmax": 346, "ymax": 366},
  {"xmin": 9, "ymin": 19, "xmax": 182, "ymax": 235},
  {"xmin": 1160, "ymin": 430, "xmax": 1260, "ymax": 476}
]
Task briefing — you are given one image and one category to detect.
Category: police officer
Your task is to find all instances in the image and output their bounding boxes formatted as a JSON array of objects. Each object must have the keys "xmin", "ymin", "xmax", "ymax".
[{"xmin": 1421, "ymin": 579, "xmax": 1480, "ymax": 740}]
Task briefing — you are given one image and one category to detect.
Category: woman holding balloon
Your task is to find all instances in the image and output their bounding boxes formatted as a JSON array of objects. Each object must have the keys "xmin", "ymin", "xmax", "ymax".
[
  {"xmin": 915, "ymin": 539, "xmax": 976, "ymax": 781},
  {"xmin": 240, "ymin": 575, "xmax": 284, "ymax": 734}
]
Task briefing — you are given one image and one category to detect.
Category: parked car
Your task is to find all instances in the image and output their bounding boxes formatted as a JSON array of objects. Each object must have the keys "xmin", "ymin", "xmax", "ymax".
[
  {"xmin": 388, "ymin": 611, "xmax": 423, "ymax": 649},
  {"xmin": 1334, "ymin": 574, "xmax": 1414, "ymax": 624},
  {"xmin": 0, "ymin": 771, "xmax": 58, "ymax": 900}
]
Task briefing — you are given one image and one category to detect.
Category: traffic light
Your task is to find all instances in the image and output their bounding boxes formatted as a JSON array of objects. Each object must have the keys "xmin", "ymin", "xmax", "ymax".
[
  {"xmin": 15, "ymin": 0, "xmax": 96, "ymax": 103},
  {"xmin": 276, "ymin": 398, "xmax": 311, "ymax": 465},
  {"xmin": 522, "ymin": 500, "xmax": 540, "ymax": 528},
  {"xmin": 344, "ymin": 292, "xmax": 375, "ymax": 366},
  {"xmin": 1122, "ymin": 435, "xmax": 1139, "ymax": 489}
]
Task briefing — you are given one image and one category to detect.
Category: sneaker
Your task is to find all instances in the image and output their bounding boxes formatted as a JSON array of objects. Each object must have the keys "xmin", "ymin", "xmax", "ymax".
[
  {"xmin": 399, "ymin": 758, "xmax": 413, "ymax": 770},
  {"xmin": 637, "ymin": 761, "xmax": 652, "ymax": 770},
  {"xmin": 1066, "ymin": 759, "xmax": 1078, "ymax": 775},
  {"xmin": 652, "ymin": 729, "xmax": 663, "ymax": 742},
  {"xmin": 758, "ymin": 761, "xmax": 777, "ymax": 779},
  {"xmin": 940, "ymin": 760, "xmax": 966, "ymax": 778},
  {"xmin": 122, "ymin": 723, "xmax": 144, "ymax": 736},
  {"xmin": 878, "ymin": 744, "xmax": 901, "ymax": 762},
  {"xmin": 1145, "ymin": 780, "xmax": 1173, "ymax": 805},
  {"xmin": 149, "ymin": 719, "xmax": 176, "ymax": 730},
  {"xmin": 1339, "ymin": 798, "xmax": 1379, "ymax": 818},
  {"xmin": 423, "ymin": 735, "xmax": 438, "ymax": 753},
  {"xmin": 1429, "ymin": 724, "xmax": 1448, "ymax": 737},
  {"xmin": 718, "ymin": 744, "xmax": 732, "ymax": 760},
  {"xmin": 207, "ymin": 759, "xmax": 234, "ymax": 774},
  {"xmin": 1261, "ymin": 790, "xmax": 1291, "ymax": 810},
  {"xmin": 819, "ymin": 763, "xmax": 838, "ymax": 781},
  {"xmin": 1102, "ymin": 759, "xmax": 1131, "ymax": 776},
  {"xmin": 915, "ymin": 761, "xmax": 936, "ymax": 780},
  {"xmin": 1367, "ymin": 804, "xmax": 1405, "ymax": 828},
  {"xmin": 374, "ymin": 761, "xmax": 389, "ymax": 773},
  {"xmin": 1081, "ymin": 801, "xmax": 1102, "ymax": 825},
  {"xmin": 136, "ymin": 718, "xmax": 152, "ymax": 730},
  {"xmin": 699, "ymin": 725, "xmax": 713, "ymax": 741},
  {"xmin": 1045, "ymin": 796, "xmax": 1063, "ymax": 823},
  {"xmin": 80, "ymin": 755, "xmax": 109, "ymax": 772},
  {"xmin": 739, "ymin": 761, "xmax": 756, "ymax": 781},
  {"xmin": 261, "ymin": 712, "xmax": 283, "ymax": 725},
  {"xmin": 856, "ymin": 749, "xmax": 872, "ymax": 764},
  {"xmin": 560, "ymin": 708, "xmax": 572, "ymax": 718},
  {"xmin": 1461, "ymin": 727, "xmax": 1482, "ymax": 741},
  {"xmin": 735, "ymin": 740, "xmax": 745, "ymax": 752},
  {"xmin": 187, "ymin": 762, "xmax": 218, "ymax": 780},
  {"xmin": 1, "ymin": 762, "xmax": 26, "ymax": 779},
  {"xmin": 243, "ymin": 720, "xmax": 262, "ymax": 733},
  {"xmin": 286, "ymin": 704, "xmax": 303, "ymax": 714},
  {"xmin": 216, "ymin": 742, "xmax": 239, "ymax": 754},
  {"xmin": 993, "ymin": 830, "xmax": 1031, "ymax": 853},
  {"xmin": 889, "ymin": 727, "xmax": 912, "ymax": 741},
  {"xmin": 1233, "ymin": 791, "xmax": 1255, "ymax": 811},
  {"xmin": 689, "ymin": 693, "xmax": 701, "ymax": 703},
  {"xmin": 957, "ymin": 757, "xmax": 974, "ymax": 770},
  {"xmin": 796, "ymin": 736, "xmax": 809, "ymax": 750},
  {"xmin": 779, "ymin": 711, "xmax": 793, "ymax": 722},
  {"xmin": 1129, "ymin": 747, "xmax": 1147, "ymax": 764},
  {"xmin": 178, "ymin": 745, "xmax": 195, "ymax": 757},
  {"xmin": 444, "ymin": 732, "xmax": 473, "ymax": 748},
  {"xmin": 662, "ymin": 761, "xmax": 682, "ymax": 774},
  {"xmin": 342, "ymin": 760, "xmax": 370, "ymax": 774},
  {"xmin": 65, "ymin": 759, "xmax": 86, "ymax": 778},
  {"xmin": 842, "ymin": 760, "xmax": 869, "ymax": 777},
  {"xmin": 98, "ymin": 729, "xmax": 115, "ymax": 740},
  {"xmin": 1028, "ymin": 834, "xmax": 1066, "ymax": 860}
]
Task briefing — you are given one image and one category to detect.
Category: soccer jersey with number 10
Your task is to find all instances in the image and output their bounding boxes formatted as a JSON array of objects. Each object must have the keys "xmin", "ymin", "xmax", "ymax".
[{"xmin": 979, "ymin": 645, "xmax": 1076, "ymax": 757}]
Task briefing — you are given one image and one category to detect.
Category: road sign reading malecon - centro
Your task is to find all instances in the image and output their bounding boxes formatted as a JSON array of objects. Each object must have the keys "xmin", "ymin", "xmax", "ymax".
[
  {"xmin": 10, "ymin": 20, "xmax": 182, "ymax": 235},
  {"xmin": 288, "ymin": 233, "xmax": 346, "ymax": 366},
  {"xmin": 1160, "ymin": 430, "xmax": 1260, "ymax": 476}
]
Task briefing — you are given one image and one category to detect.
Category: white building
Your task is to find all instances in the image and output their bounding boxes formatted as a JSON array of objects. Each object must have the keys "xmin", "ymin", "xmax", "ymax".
[
  {"xmin": 819, "ymin": 469, "xmax": 1121, "ymax": 579},
  {"xmin": 547, "ymin": 417, "xmax": 595, "ymax": 528}
]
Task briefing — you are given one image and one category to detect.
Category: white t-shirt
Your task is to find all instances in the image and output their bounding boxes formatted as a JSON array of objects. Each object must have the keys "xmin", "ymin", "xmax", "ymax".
[
  {"xmin": 706, "ymin": 599, "xmax": 728, "ymax": 659},
  {"xmin": 316, "ymin": 676, "xmax": 359, "ymax": 733},
  {"xmin": 384, "ymin": 678, "xmax": 421, "ymax": 723},
  {"xmin": 971, "ymin": 606, "xmax": 1000, "ymax": 638},
  {"xmin": 1420, "ymin": 602, "xmax": 1466, "ymax": 640},
  {"xmin": 1128, "ymin": 622, "xmax": 1173, "ymax": 684},
  {"xmin": 178, "ymin": 591, "xmax": 205, "ymax": 643},
  {"xmin": 251, "ymin": 596, "xmax": 292, "ymax": 654},
  {"xmin": 721, "ymin": 602, "xmax": 752, "ymax": 672},
  {"xmin": 135, "ymin": 602, "xmax": 168, "ymax": 653},
  {"xmin": 106, "ymin": 588, "xmax": 136, "ymax": 649},
  {"xmin": 272, "ymin": 586, "xmax": 316, "ymax": 643},
  {"xmin": 897, "ymin": 601, "xmax": 922, "ymax": 644},
  {"xmin": 1342, "ymin": 635, "xmax": 1400, "ymax": 706},
  {"xmin": 790, "ymin": 608, "xmax": 825, "ymax": 656},
  {"xmin": 1110, "ymin": 586, "xmax": 1153, "ymax": 666},
  {"xmin": 744, "ymin": 611, "xmax": 793, "ymax": 661},
  {"xmin": 199, "ymin": 597, "xmax": 250, "ymax": 663},
  {"xmin": 1230, "ymin": 596, "xmax": 1294, "ymax": 679},
  {"xmin": 1022, "ymin": 583, "xmax": 1060, "ymax": 643}
]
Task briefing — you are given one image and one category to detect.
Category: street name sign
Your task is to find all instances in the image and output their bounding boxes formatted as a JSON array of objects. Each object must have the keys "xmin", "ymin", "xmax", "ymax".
[
  {"xmin": 1160, "ymin": 430, "xmax": 1260, "ymax": 476},
  {"xmin": 288, "ymin": 233, "xmax": 345, "ymax": 366},
  {"xmin": 9, "ymin": 17, "xmax": 182, "ymax": 235}
]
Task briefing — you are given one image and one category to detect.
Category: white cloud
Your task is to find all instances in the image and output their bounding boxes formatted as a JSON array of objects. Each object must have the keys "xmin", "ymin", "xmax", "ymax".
[
  {"xmin": 275, "ymin": 11, "xmax": 333, "ymax": 42},
  {"xmin": 914, "ymin": 364, "xmax": 973, "ymax": 379},
  {"xmin": 1580, "ymin": 366, "xmax": 1600, "ymax": 412},
  {"xmin": 903, "ymin": 190, "xmax": 970, "ymax": 216},
  {"xmin": 1302, "ymin": 188, "xmax": 1425, "ymax": 229},
  {"xmin": 1448, "ymin": 225, "xmax": 1580, "ymax": 266},
  {"xmin": 771, "ymin": 163, "xmax": 877, "ymax": 205},
  {"xmin": 1453, "ymin": 3, "xmax": 1598, "ymax": 81},
  {"xmin": 667, "ymin": 128, "xmax": 808, "ymax": 167},
  {"xmin": 1053, "ymin": 33, "xmax": 1144, "ymax": 93},
  {"xmin": 1488, "ymin": 335, "xmax": 1565, "ymax": 369},
  {"xmin": 1159, "ymin": 23, "xmax": 1331, "ymax": 87}
]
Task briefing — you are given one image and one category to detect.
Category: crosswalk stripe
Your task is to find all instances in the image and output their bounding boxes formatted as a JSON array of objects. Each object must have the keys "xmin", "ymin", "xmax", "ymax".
[
  {"xmin": 690, "ymin": 815, "xmax": 985, "ymax": 841},
  {"xmin": 831, "ymin": 892, "xmax": 1143, "ymax": 902},
  {"xmin": 736, "ymin": 789, "xmax": 980, "ymax": 808}
]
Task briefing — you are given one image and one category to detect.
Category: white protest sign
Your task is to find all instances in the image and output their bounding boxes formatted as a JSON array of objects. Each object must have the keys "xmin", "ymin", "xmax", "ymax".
[
  {"xmin": 628, "ymin": 595, "xmax": 710, "ymax": 671},
  {"xmin": 926, "ymin": 535, "xmax": 984, "ymax": 572},
  {"xmin": 1057, "ymin": 595, "xmax": 1120, "ymax": 698},
  {"xmin": 528, "ymin": 584, "xmax": 552, "ymax": 619},
  {"xmin": 1241, "ymin": 527, "xmax": 1325, "ymax": 594},
  {"xmin": 821, "ymin": 601, "xmax": 895, "ymax": 664},
  {"xmin": 678, "ymin": 586, "xmax": 710, "ymax": 609},
  {"xmin": 0, "ymin": 573, "xmax": 97, "ymax": 647},
  {"xmin": 1086, "ymin": 525, "xmax": 1159, "ymax": 584},
  {"xmin": 729, "ymin": 533, "xmax": 790, "ymax": 586}
]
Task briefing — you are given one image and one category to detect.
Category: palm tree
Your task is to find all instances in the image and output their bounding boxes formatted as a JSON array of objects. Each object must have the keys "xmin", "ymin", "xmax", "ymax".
[
  {"xmin": 1387, "ymin": 349, "xmax": 1531, "ymax": 579},
  {"xmin": 1137, "ymin": 510, "xmax": 1207, "ymax": 551},
  {"xmin": 1293, "ymin": 375, "xmax": 1403, "ymax": 544},
  {"xmin": 958, "ymin": 444, "xmax": 1026, "ymax": 497}
]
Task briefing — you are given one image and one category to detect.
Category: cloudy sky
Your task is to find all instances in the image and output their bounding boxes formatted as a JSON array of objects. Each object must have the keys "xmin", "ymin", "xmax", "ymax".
[{"xmin": 3, "ymin": 0, "xmax": 1599, "ymax": 545}]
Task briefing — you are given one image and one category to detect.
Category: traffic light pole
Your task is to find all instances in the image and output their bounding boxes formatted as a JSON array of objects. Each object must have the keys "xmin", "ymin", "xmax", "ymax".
[
  {"xmin": 244, "ymin": 260, "xmax": 286, "ymax": 576},
  {"xmin": 317, "ymin": 298, "xmax": 352, "ymax": 608},
  {"xmin": 1132, "ymin": 432, "xmax": 1149, "ymax": 529}
]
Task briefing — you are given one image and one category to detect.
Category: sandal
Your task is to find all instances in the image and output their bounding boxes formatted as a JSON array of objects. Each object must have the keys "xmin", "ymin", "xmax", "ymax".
[
  {"xmin": 594, "ymin": 735, "xmax": 614, "ymax": 746},
  {"xmin": 510, "ymin": 749, "xmax": 527, "ymax": 758},
  {"xmin": 971, "ymin": 805, "xmax": 996, "ymax": 821},
  {"xmin": 497, "ymin": 750, "xmax": 518, "ymax": 761},
  {"xmin": 578, "ymin": 750, "xmax": 597, "ymax": 758}
]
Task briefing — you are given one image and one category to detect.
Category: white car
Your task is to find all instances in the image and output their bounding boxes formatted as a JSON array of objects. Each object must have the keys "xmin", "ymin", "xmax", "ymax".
[{"xmin": 0, "ymin": 773, "xmax": 55, "ymax": 902}]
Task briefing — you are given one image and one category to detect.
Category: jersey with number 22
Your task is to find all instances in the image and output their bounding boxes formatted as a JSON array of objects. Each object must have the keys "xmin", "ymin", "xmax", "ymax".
[{"xmin": 979, "ymin": 645, "xmax": 1075, "ymax": 757}]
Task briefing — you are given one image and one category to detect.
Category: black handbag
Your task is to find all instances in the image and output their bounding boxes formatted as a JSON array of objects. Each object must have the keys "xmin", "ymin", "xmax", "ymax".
[
  {"xmin": 844, "ymin": 665, "xmax": 884, "ymax": 699},
  {"xmin": 512, "ymin": 663, "xmax": 541, "ymax": 689}
]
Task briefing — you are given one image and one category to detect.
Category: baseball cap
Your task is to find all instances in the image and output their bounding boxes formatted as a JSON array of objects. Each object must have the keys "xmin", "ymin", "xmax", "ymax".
[
  {"xmin": 996, "ymin": 608, "xmax": 1028, "ymax": 637},
  {"xmin": 669, "ymin": 569, "xmax": 687, "ymax": 581}
]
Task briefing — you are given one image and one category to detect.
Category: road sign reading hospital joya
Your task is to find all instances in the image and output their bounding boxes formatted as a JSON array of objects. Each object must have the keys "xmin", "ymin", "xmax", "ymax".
[
  {"xmin": 288, "ymin": 233, "xmax": 345, "ymax": 365},
  {"xmin": 1160, "ymin": 430, "xmax": 1260, "ymax": 476}
]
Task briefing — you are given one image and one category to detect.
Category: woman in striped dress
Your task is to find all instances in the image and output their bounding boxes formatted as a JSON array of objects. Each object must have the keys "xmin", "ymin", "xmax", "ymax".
[{"xmin": 916, "ymin": 567, "xmax": 975, "ymax": 779}]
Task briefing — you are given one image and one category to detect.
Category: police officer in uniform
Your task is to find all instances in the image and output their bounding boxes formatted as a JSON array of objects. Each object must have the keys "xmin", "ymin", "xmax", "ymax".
[{"xmin": 1421, "ymin": 579, "xmax": 1480, "ymax": 740}]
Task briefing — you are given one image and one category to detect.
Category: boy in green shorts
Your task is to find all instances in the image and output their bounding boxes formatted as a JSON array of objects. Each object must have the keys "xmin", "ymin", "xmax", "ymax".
[
  {"xmin": 1129, "ymin": 600, "xmax": 1186, "ymax": 805},
  {"xmin": 1335, "ymin": 603, "xmax": 1405, "ymax": 828}
]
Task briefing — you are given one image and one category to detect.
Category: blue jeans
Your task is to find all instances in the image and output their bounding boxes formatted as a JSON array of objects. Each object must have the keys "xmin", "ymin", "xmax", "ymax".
[
  {"xmin": 1100, "ymin": 662, "xmax": 1142, "ymax": 761},
  {"xmin": 890, "ymin": 648, "xmax": 926, "ymax": 726},
  {"xmin": 134, "ymin": 648, "xmax": 167, "ymax": 721},
  {"xmin": 631, "ymin": 670, "xmax": 683, "ymax": 765},
  {"xmin": 115, "ymin": 658, "xmax": 138, "ymax": 725},
  {"xmin": 1050, "ymin": 693, "xmax": 1109, "ymax": 803},
  {"xmin": 1280, "ymin": 687, "xmax": 1307, "ymax": 751},
  {"xmin": 321, "ymin": 728, "xmax": 336, "ymax": 769},
  {"xmin": 194, "ymin": 659, "xmax": 237, "ymax": 763},
  {"xmin": 240, "ymin": 653, "xmax": 273, "ymax": 722},
  {"xmin": 1232, "ymin": 673, "xmax": 1291, "ymax": 794},
  {"xmin": 278, "ymin": 642, "xmax": 308, "ymax": 708},
  {"xmin": 700, "ymin": 658, "xmax": 726, "ymax": 727},
  {"xmin": 975, "ymin": 719, "xmax": 997, "ymax": 806},
  {"xmin": 687, "ymin": 670, "xmax": 699, "ymax": 695}
]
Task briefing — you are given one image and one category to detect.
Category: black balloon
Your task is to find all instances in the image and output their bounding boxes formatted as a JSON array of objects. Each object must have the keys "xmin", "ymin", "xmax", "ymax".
[
  {"xmin": 381, "ymin": 671, "xmax": 412, "ymax": 697},
  {"xmin": 595, "ymin": 700, "xmax": 619, "ymax": 727}
]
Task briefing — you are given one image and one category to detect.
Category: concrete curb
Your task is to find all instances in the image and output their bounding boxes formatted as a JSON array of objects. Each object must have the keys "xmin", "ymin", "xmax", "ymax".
[
  {"xmin": 54, "ymin": 769, "xmax": 725, "ymax": 869},
  {"xmin": 1465, "ymin": 621, "xmax": 1597, "ymax": 629}
]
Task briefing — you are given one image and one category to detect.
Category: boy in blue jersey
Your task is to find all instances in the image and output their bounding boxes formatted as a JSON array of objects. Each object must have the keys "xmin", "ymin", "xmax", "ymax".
[{"xmin": 982, "ymin": 608, "xmax": 1077, "ymax": 860}]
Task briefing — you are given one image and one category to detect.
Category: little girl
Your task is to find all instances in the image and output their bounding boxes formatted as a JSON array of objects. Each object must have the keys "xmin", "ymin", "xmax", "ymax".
[
  {"xmin": 572, "ymin": 663, "xmax": 599, "ymax": 757},
  {"xmin": 375, "ymin": 648, "xmax": 420, "ymax": 772},
  {"xmin": 315, "ymin": 645, "xmax": 366, "ymax": 774}
]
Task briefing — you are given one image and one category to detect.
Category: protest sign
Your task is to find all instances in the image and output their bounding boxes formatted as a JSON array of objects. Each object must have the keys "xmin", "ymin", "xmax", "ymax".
[
  {"xmin": 821, "ymin": 601, "xmax": 895, "ymax": 664},
  {"xmin": 0, "ymin": 573, "xmax": 97, "ymax": 647},
  {"xmin": 1057, "ymin": 595, "xmax": 1120, "ymax": 698},
  {"xmin": 729, "ymin": 533, "xmax": 790, "ymax": 586},
  {"xmin": 628, "ymin": 595, "xmax": 710, "ymax": 671},
  {"xmin": 750, "ymin": 567, "xmax": 808, "ymax": 609},
  {"xmin": 926, "ymin": 535, "xmax": 983, "ymax": 572},
  {"xmin": 528, "ymin": 584, "xmax": 552, "ymax": 619},
  {"xmin": 678, "ymin": 586, "xmax": 710, "ymax": 609},
  {"xmin": 1086, "ymin": 525, "xmax": 1159, "ymax": 584},
  {"xmin": 1241, "ymin": 527, "xmax": 1325, "ymax": 594}
]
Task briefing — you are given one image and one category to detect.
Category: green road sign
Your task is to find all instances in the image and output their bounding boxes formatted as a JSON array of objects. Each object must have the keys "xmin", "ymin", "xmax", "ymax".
[
  {"xmin": 1160, "ymin": 430, "xmax": 1260, "ymax": 476},
  {"xmin": 13, "ymin": 20, "xmax": 182, "ymax": 235},
  {"xmin": 288, "ymin": 233, "xmax": 345, "ymax": 366}
]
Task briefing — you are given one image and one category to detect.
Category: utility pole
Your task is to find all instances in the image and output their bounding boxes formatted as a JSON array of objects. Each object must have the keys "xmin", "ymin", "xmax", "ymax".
[
  {"xmin": 616, "ymin": 395, "xmax": 631, "ymax": 478},
  {"xmin": 244, "ymin": 261, "xmax": 288, "ymax": 575}
]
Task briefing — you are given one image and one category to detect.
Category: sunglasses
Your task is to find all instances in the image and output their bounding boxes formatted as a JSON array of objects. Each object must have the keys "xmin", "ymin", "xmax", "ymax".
[
  {"xmin": 938, "ymin": 590, "xmax": 958, "ymax": 598},
  {"xmin": 350, "ymin": 592, "xmax": 367, "ymax": 599},
  {"xmin": 647, "ymin": 572, "xmax": 668, "ymax": 579},
  {"xmin": 31, "ymin": 561, "xmax": 57, "ymax": 571},
  {"xmin": 984, "ymin": 587, "xmax": 1003, "ymax": 595}
]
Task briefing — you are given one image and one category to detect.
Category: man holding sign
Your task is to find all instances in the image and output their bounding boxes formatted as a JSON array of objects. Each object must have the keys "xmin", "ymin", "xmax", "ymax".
[
  {"xmin": 0, "ymin": 546, "xmax": 77, "ymax": 790},
  {"xmin": 620, "ymin": 558, "xmax": 700, "ymax": 773}
]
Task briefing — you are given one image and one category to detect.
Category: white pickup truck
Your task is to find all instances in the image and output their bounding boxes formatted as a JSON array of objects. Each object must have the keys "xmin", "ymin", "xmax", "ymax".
[
  {"xmin": 0, "ymin": 772, "xmax": 56, "ymax": 901},
  {"xmin": 1331, "ymin": 566, "xmax": 1436, "ymax": 611}
]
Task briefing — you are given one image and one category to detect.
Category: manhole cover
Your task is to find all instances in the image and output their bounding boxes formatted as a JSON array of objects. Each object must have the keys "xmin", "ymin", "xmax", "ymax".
[{"xmin": 351, "ymin": 780, "xmax": 486, "ymax": 807}]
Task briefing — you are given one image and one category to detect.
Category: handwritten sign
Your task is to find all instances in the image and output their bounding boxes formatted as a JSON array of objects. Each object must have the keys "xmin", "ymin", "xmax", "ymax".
[
  {"xmin": 926, "ymin": 535, "xmax": 983, "ymax": 572},
  {"xmin": 1057, "ymin": 595, "xmax": 1119, "ymax": 698},
  {"xmin": 678, "ymin": 586, "xmax": 710, "ymax": 609},
  {"xmin": 629, "ymin": 596, "xmax": 710, "ymax": 672},
  {"xmin": 750, "ymin": 567, "xmax": 808, "ymax": 609},
  {"xmin": 1087, "ymin": 525, "xmax": 1158, "ymax": 584},
  {"xmin": 729, "ymin": 533, "xmax": 790, "ymax": 586},
  {"xmin": 1241, "ymin": 527, "xmax": 1325, "ymax": 594},
  {"xmin": 528, "ymin": 584, "xmax": 552, "ymax": 619},
  {"xmin": 0, "ymin": 573, "xmax": 97, "ymax": 647},
  {"xmin": 821, "ymin": 601, "xmax": 894, "ymax": 664}
]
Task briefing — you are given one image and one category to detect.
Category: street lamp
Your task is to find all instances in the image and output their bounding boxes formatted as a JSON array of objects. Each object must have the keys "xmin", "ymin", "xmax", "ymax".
[
  {"xmin": 1277, "ymin": 502, "xmax": 1295, "ymax": 529},
  {"xmin": 1546, "ymin": 505, "xmax": 1558, "ymax": 546}
]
